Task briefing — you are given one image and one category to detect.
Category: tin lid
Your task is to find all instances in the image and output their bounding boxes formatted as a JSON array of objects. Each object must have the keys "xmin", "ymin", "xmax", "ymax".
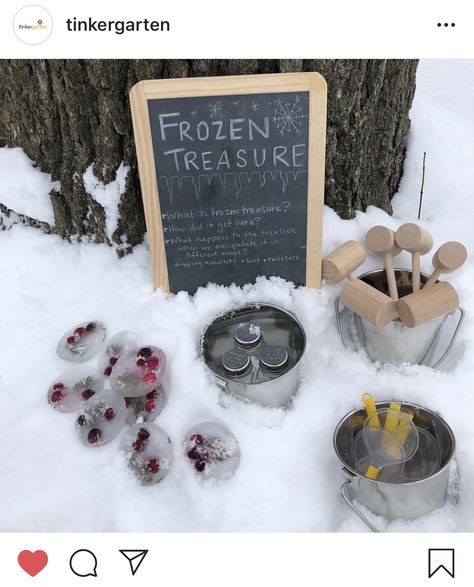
[
  {"xmin": 222, "ymin": 348, "xmax": 251, "ymax": 376},
  {"xmin": 233, "ymin": 323, "xmax": 262, "ymax": 348},
  {"xmin": 259, "ymin": 345, "xmax": 289, "ymax": 372}
]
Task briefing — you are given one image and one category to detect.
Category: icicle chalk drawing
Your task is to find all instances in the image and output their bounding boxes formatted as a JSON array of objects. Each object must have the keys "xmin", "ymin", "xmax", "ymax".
[{"xmin": 129, "ymin": 73, "xmax": 327, "ymax": 293}]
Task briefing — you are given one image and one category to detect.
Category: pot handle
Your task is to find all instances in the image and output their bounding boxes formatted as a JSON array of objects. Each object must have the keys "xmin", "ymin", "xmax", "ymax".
[
  {"xmin": 431, "ymin": 306, "xmax": 465, "ymax": 369},
  {"xmin": 340, "ymin": 478, "xmax": 380, "ymax": 533}
]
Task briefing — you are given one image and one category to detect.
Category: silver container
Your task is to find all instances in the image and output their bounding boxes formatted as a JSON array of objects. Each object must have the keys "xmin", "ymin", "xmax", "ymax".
[
  {"xmin": 200, "ymin": 303, "xmax": 306, "ymax": 407},
  {"xmin": 336, "ymin": 269, "xmax": 464, "ymax": 367},
  {"xmin": 333, "ymin": 401, "xmax": 457, "ymax": 532}
]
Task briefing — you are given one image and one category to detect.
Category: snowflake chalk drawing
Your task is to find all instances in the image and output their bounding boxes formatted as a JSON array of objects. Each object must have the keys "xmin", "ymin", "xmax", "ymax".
[{"xmin": 272, "ymin": 94, "xmax": 308, "ymax": 136}]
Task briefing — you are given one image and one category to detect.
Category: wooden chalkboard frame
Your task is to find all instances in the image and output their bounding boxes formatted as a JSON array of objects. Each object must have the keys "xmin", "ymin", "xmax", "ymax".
[{"xmin": 130, "ymin": 72, "xmax": 327, "ymax": 292}]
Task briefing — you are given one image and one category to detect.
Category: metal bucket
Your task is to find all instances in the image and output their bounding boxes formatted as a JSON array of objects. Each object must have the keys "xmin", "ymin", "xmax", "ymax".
[
  {"xmin": 336, "ymin": 269, "xmax": 464, "ymax": 367},
  {"xmin": 200, "ymin": 303, "xmax": 306, "ymax": 407},
  {"xmin": 333, "ymin": 401, "xmax": 458, "ymax": 532}
]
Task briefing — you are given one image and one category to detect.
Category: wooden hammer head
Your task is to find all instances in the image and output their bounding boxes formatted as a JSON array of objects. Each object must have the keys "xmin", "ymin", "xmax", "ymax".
[
  {"xmin": 341, "ymin": 278, "xmax": 398, "ymax": 328},
  {"xmin": 395, "ymin": 223, "xmax": 433, "ymax": 255},
  {"xmin": 397, "ymin": 281, "xmax": 459, "ymax": 328},
  {"xmin": 365, "ymin": 226, "xmax": 401, "ymax": 256},
  {"xmin": 322, "ymin": 240, "xmax": 366, "ymax": 283},
  {"xmin": 434, "ymin": 241, "xmax": 468, "ymax": 272}
]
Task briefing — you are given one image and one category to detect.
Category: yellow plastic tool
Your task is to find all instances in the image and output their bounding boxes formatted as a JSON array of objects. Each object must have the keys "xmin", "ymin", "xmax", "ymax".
[
  {"xmin": 395, "ymin": 412, "xmax": 415, "ymax": 447},
  {"xmin": 365, "ymin": 465, "xmax": 380, "ymax": 480},
  {"xmin": 384, "ymin": 402, "xmax": 401, "ymax": 432},
  {"xmin": 362, "ymin": 393, "xmax": 380, "ymax": 427}
]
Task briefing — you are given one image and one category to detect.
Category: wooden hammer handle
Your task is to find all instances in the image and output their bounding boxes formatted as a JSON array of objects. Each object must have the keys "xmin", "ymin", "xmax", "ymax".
[{"xmin": 384, "ymin": 253, "xmax": 398, "ymax": 300}]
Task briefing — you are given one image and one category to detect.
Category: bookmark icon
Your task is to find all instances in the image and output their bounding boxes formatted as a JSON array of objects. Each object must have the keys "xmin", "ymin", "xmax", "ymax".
[
  {"xmin": 428, "ymin": 548, "xmax": 455, "ymax": 578},
  {"xmin": 119, "ymin": 550, "xmax": 148, "ymax": 576}
]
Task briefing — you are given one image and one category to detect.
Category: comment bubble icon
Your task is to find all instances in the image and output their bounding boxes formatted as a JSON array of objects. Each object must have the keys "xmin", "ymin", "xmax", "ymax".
[{"xmin": 69, "ymin": 549, "xmax": 98, "ymax": 578}]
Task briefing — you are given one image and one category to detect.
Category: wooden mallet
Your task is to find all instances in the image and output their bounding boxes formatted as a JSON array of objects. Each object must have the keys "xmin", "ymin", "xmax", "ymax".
[
  {"xmin": 322, "ymin": 240, "xmax": 366, "ymax": 283},
  {"xmin": 395, "ymin": 223, "xmax": 433, "ymax": 292},
  {"xmin": 424, "ymin": 242, "xmax": 467, "ymax": 288},
  {"xmin": 397, "ymin": 281, "xmax": 459, "ymax": 328},
  {"xmin": 322, "ymin": 240, "xmax": 397, "ymax": 328},
  {"xmin": 365, "ymin": 226, "xmax": 401, "ymax": 301}
]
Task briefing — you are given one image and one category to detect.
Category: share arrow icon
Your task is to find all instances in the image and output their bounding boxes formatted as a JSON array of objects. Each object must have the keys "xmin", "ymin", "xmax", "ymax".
[{"xmin": 119, "ymin": 550, "xmax": 149, "ymax": 576}]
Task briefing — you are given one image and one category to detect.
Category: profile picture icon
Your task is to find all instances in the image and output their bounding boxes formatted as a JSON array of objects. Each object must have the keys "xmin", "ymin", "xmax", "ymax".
[{"xmin": 13, "ymin": 5, "xmax": 53, "ymax": 45}]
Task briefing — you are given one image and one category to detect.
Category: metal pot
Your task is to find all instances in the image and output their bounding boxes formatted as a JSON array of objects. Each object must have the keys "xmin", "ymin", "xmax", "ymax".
[
  {"xmin": 336, "ymin": 268, "xmax": 464, "ymax": 367},
  {"xmin": 200, "ymin": 303, "xmax": 306, "ymax": 407},
  {"xmin": 333, "ymin": 401, "xmax": 458, "ymax": 532}
]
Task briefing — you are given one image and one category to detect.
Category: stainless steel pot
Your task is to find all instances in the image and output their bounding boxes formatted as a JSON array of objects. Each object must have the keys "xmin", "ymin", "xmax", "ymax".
[
  {"xmin": 200, "ymin": 303, "xmax": 306, "ymax": 407},
  {"xmin": 333, "ymin": 401, "xmax": 458, "ymax": 532},
  {"xmin": 336, "ymin": 268, "xmax": 464, "ymax": 367}
]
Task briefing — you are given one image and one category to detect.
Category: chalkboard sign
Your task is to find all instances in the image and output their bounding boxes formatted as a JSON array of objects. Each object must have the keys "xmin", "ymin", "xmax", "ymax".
[{"xmin": 130, "ymin": 73, "xmax": 327, "ymax": 293}]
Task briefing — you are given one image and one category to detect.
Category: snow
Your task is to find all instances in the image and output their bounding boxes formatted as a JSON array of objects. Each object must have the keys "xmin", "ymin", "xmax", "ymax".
[
  {"xmin": 83, "ymin": 162, "xmax": 129, "ymax": 241},
  {"xmin": 0, "ymin": 60, "xmax": 474, "ymax": 532},
  {"xmin": 0, "ymin": 147, "xmax": 58, "ymax": 225}
]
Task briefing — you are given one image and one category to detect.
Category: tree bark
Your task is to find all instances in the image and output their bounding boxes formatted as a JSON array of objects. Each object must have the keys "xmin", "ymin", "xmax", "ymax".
[{"xmin": 0, "ymin": 59, "xmax": 418, "ymax": 252}]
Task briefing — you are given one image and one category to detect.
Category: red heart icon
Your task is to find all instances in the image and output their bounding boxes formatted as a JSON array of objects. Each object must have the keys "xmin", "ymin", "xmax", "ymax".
[{"xmin": 18, "ymin": 550, "xmax": 48, "ymax": 577}]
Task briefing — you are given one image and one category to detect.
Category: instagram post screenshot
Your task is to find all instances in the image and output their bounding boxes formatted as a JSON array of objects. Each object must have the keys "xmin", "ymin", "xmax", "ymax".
[{"xmin": 1, "ymin": 0, "xmax": 473, "ymax": 584}]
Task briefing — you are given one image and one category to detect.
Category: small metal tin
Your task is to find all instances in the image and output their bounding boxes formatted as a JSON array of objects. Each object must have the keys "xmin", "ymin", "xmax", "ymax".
[
  {"xmin": 222, "ymin": 348, "xmax": 251, "ymax": 377},
  {"xmin": 259, "ymin": 345, "xmax": 289, "ymax": 373},
  {"xmin": 234, "ymin": 323, "xmax": 263, "ymax": 349}
]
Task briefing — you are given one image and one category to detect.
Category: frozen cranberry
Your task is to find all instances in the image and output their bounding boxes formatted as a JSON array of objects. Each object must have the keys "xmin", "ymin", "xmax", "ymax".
[
  {"xmin": 187, "ymin": 447, "xmax": 200, "ymax": 460},
  {"xmin": 74, "ymin": 326, "xmax": 85, "ymax": 336},
  {"xmin": 195, "ymin": 461, "xmax": 206, "ymax": 472},
  {"xmin": 124, "ymin": 397, "xmax": 132, "ymax": 407},
  {"xmin": 136, "ymin": 358, "xmax": 145, "ymax": 367},
  {"xmin": 146, "ymin": 390, "xmax": 159, "ymax": 400},
  {"xmin": 190, "ymin": 434, "xmax": 204, "ymax": 445},
  {"xmin": 81, "ymin": 389, "xmax": 95, "ymax": 400},
  {"xmin": 146, "ymin": 458, "xmax": 160, "ymax": 474},
  {"xmin": 144, "ymin": 400, "xmax": 156, "ymax": 413},
  {"xmin": 138, "ymin": 347, "xmax": 152, "ymax": 358},
  {"xmin": 104, "ymin": 408, "xmax": 116, "ymax": 421},
  {"xmin": 109, "ymin": 356, "xmax": 118, "ymax": 366},
  {"xmin": 86, "ymin": 322, "xmax": 96, "ymax": 332},
  {"xmin": 67, "ymin": 336, "xmax": 76, "ymax": 345},
  {"xmin": 132, "ymin": 440, "xmax": 143, "ymax": 452},
  {"xmin": 50, "ymin": 390, "xmax": 63, "ymax": 403},
  {"xmin": 53, "ymin": 382, "xmax": 64, "ymax": 391},
  {"xmin": 77, "ymin": 415, "xmax": 86, "ymax": 426},
  {"xmin": 137, "ymin": 428, "xmax": 150, "ymax": 441},
  {"xmin": 143, "ymin": 372, "xmax": 157, "ymax": 385},
  {"xmin": 87, "ymin": 428, "xmax": 102, "ymax": 445},
  {"xmin": 104, "ymin": 366, "xmax": 112, "ymax": 377},
  {"xmin": 146, "ymin": 357, "xmax": 159, "ymax": 370}
]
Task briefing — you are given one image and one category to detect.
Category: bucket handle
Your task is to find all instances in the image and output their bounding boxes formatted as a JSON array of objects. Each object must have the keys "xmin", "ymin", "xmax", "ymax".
[
  {"xmin": 340, "ymin": 478, "xmax": 380, "ymax": 533},
  {"xmin": 431, "ymin": 306, "xmax": 464, "ymax": 369},
  {"xmin": 335, "ymin": 297, "xmax": 464, "ymax": 369}
]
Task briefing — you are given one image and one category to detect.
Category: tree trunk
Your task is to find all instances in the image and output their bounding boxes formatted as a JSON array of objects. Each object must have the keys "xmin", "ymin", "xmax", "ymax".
[{"xmin": 0, "ymin": 59, "xmax": 418, "ymax": 253}]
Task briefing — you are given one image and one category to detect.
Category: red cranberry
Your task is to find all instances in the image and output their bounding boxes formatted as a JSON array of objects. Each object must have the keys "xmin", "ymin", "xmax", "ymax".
[
  {"xmin": 67, "ymin": 336, "xmax": 75, "ymax": 345},
  {"xmin": 143, "ymin": 372, "xmax": 157, "ymax": 385},
  {"xmin": 146, "ymin": 357, "xmax": 159, "ymax": 370},
  {"xmin": 104, "ymin": 408, "xmax": 116, "ymax": 421},
  {"xmin": 81, "ymin": 389, "xmax": 95, "ymax": 400},
  {"xmin": 53, "ymin": 382, "xmax": 64, "ymax": 390},
  {"xmin": 137, "ymin": 428, "xmax": 150, "ymax": 441},
  {"xmin": 187, "ymin": 447, "xmax": 200, "ymax": 460},
  {"xmin": 136, "ymin": 358, "xmax": 145, "ymax": 367},
  {"xmin": 87, "ymin": 428, "xmax": 102, "ymax": 444},
  {"xmin": 77, "ymin": 415, "xmax": 86, "ymax": 426},
  {"xmin": 146, "ymin": 458, "xmax": 160, "ymax": 474},
  {"xmin": 104, "ymin": 366, "xmax": 112, "ymax": 377},
  {"xmin": 74, "ymin": 326, "xmax": 85, "ymax": 336},
  {"xmin": 195, "ymin": 461, "xmax": 206, "ymax": 472},
  {"xmin": 86, "ymin": 322, "xmax": 96, "ymax": 332},
  {"xmin": 50, "ymin": 390, "xmax": 63, "ymax": 403},
  {"xmin": 200, "ymin": 451, "xmax": 210, "ymax": 463},
  {"xmin": 138, "ymin": 347, "xmax": 152, "ymax": 358},
  {"xmin": 146, "ymin": 390, "xmax": 159, "ymax": 400},
  {"xmin": 190, "ymin": 434, "xmax": 204, "ymax": 445},
  {"xmin": 109, "ymin": 356, "xmax": 118, "ymax": 366},
  {"xmin": 124, "ymin": 397, "xmax": 132, "ymax": 407},
  {"xmin": 144, "ymin": 400, "xmax": 156, "ymax": 413},
  {"xmin": 132, "ymin": 440, "xmax": 143, "ymax": 452}
]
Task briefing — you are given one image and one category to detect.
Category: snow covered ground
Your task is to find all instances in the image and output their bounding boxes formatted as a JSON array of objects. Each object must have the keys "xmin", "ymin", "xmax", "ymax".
[{"xmin": 0, "ymin": 60, "xmax": 473, "ymax": 532}]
